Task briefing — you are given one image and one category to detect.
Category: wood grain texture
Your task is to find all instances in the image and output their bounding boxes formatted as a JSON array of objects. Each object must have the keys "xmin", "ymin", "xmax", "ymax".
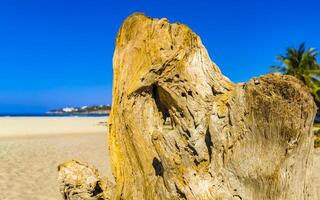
[{"xmin": 59, "ymin": 13, "xmax": 317, "ymax": 200}]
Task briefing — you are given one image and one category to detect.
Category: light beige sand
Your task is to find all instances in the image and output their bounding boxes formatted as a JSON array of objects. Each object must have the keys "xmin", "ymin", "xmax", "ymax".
[
  {"xmin": 314, "ymin": 148, "xmax": 320, "ymax": 198},
  {"xmin": 0, "ymin": 117, "xmax": 112, "ymax": 200},
  {"xmin": 0, "ymin": 117, "xmax": 107, "ymax": 138}
]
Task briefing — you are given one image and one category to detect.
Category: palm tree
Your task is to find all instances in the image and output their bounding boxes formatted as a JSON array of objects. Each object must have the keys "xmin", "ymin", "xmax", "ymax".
[{"xmin": 270, "ymin": 42, "xmax": 320, "ymax": 105}]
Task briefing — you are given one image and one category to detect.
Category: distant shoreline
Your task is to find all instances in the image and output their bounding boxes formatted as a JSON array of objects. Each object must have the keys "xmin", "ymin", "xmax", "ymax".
[
  {"xmin": 0, "ymin": 113, "xmax": 109, "ymax": 117},
  {"xmin": 48, "ymin": 105, "xmax": 111, "ymax": 115}
]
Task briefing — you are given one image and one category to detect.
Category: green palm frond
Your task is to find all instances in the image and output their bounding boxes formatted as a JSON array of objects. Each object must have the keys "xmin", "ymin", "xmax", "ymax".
[
  {"xmin": 270, "ymin": 42, "xmax": 320, "ymax": 105},
  {"xmin": 269, "ymin": 65, "xmax": 285, "ymax": 73}
]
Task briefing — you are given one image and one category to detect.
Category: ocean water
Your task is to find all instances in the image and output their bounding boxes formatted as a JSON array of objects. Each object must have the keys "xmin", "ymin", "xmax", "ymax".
[{"xmin": 0, "ymin": 113, "xmax": 108, "ymax": 117}]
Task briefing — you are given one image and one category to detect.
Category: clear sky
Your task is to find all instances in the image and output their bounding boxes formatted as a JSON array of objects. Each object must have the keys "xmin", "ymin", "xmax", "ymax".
[{"xmin": 1, "ymin": 0, "xmax": 320, "ymax": 113}]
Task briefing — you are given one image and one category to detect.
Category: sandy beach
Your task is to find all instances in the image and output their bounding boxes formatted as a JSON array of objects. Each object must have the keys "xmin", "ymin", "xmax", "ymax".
[{"xmin": 0, "ymin": 117, "xmax": 112, "ymax": 200}]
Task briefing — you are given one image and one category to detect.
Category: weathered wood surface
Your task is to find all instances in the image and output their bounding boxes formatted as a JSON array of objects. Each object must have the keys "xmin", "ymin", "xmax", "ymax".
[
  {"xmin": 58, "ymin": 13, "xmax": 317, "ymax": 200},
  {"xmin": 58, "ymin": 160, "xmax": 114, "ymax": 200}
]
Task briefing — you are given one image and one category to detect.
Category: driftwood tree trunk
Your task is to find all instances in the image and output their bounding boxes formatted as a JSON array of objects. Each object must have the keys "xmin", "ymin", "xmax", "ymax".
[{"xmin": 58, "ymin": 13, "xmax": 317, "ymax": 200}]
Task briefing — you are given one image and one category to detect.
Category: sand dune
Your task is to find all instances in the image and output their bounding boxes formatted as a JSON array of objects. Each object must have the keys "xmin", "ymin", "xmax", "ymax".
[{"xmin": 0, "ymin": 117, "xmax": 112, "ymax": 200}]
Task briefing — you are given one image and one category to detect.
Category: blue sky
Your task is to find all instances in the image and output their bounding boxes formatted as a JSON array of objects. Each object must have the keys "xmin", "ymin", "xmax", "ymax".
[{"xmin": 0, "ymin": 0, "xmax": 319, "ymax": 113}]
